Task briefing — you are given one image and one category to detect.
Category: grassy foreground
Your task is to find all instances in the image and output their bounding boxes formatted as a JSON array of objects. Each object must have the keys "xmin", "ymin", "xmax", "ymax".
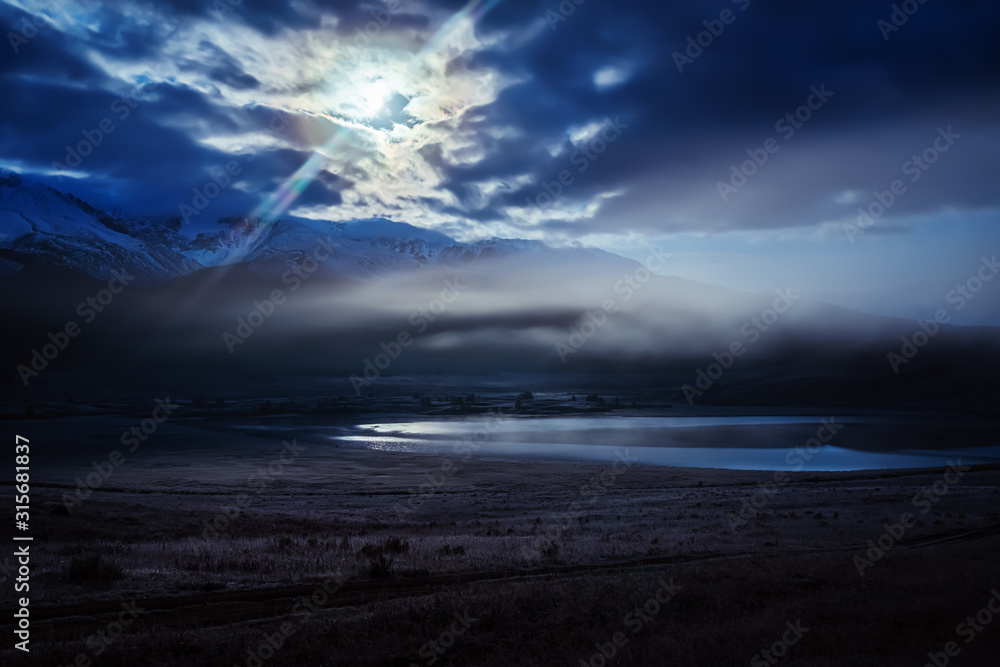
[{"xmin": 5, "ymin": 422, "xmax": 1000, "ymax": 667}]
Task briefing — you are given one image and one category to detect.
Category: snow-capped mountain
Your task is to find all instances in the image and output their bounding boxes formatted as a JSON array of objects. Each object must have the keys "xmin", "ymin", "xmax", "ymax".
[
  {"xmin": 0, "ymin": 169, "xmax": 623, "ymax": 283},
  {"xmin": 0, "ymin": 169, "xmax": 201, "ymax": 281}
]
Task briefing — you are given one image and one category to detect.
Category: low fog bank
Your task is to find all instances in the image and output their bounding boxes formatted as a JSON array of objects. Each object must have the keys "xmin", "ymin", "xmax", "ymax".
[{"xmin": 3, "ymin": 255, "xmax": 998, "ymax": 414}]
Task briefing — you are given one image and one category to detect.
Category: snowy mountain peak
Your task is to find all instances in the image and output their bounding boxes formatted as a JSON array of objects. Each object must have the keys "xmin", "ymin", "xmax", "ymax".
[
  {"xmin": 1, "ymin": 168, "xmax": 23, "ymax": 188},
  {"xmin": 340, "ymin": 217, "xmax": 454, "ymax": 246},
  {"xmin": 0, "ymin": 170, "xmax": 620, "ymax": 283}
]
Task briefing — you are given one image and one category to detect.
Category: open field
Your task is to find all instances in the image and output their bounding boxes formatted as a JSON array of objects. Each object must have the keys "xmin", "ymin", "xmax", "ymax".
[{"xmin": 3, "ymin": 410, "xmax": 1000, "ymax": 666}]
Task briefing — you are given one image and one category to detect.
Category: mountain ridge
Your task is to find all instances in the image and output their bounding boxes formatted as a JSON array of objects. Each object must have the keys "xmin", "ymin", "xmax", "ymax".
[{"xmin": 0, "ymin": 168, "xmax": 627, "ymax": 284}]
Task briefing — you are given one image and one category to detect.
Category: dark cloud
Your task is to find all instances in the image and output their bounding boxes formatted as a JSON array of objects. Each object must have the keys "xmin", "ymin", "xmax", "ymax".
[
  {"xmin": 2, "ymin": 0, "xmax": 999, "ymax": 239},
  {"xmin": 433, "ymin": 0, "xmax": 1000, "ymax": 236},
  {"xmin": 182, "ymin": 41, "xmax": 261, "ymax": 90},
  {"xmin": 0, "ymin": 4, "xmax": 109, "ymax": 81}
]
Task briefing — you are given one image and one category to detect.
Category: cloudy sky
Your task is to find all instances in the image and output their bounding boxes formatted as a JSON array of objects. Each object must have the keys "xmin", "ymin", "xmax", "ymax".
[{"xmin": 2, "ymin": 0, "xmax": 999, "ymax": 323}]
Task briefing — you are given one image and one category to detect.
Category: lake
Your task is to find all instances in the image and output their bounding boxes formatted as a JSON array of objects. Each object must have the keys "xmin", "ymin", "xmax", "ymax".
[{"xmin": 328, "ymin": 415, "xmax": 1000, "ymax": 471}]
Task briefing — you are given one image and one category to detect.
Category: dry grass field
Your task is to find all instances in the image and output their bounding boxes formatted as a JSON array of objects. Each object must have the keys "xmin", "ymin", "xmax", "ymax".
[{"xmin": 6, "ymin": 411, "xmax": 1000, "ymax": 666}]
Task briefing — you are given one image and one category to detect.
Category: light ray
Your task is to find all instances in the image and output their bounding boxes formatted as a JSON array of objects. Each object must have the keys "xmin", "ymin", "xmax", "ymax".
[{"xmin": 162, "ymin": 0, "xmax": 505, "ymax": 330}]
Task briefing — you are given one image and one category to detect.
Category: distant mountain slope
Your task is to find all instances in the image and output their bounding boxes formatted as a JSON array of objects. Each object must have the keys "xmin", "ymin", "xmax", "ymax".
[
  {"xmin": 0, "ymin": 170, "xmax": 200, "ymax": 281},
  {"xmin": 0, "ymin": 169, "xmax": 626, "ymax": 283}
]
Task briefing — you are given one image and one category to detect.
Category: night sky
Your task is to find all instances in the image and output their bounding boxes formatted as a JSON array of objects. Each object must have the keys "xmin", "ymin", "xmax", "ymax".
[{"xmin": 2, "ymin": 0, "xmax": 999, "ymax": 322}]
